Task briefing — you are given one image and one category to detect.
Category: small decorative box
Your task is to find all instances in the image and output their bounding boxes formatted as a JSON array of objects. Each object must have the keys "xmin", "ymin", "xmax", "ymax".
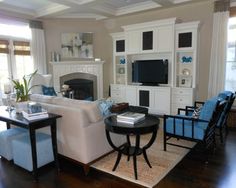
[{"xmin": 27, "ymin": 102, "xmax": 42, "ymax": 113}]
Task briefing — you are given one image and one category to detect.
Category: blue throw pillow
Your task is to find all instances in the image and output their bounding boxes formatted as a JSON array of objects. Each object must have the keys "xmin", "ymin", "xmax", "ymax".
[
  {"xmin": 42, "ymin": 85, "xmax": 57, "ymax": 96},
  {"xmin": 97, "ymin": 98, "xmax": 114, "ymax": 116}
]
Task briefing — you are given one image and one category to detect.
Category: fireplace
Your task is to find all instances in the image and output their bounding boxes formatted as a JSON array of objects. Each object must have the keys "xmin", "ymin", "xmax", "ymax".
[
  {"xmin": 51, "ymin": 60, "xmax": 104, "ymax": 99},
  {"xmin": 60, "ymin": 72, "xmax": 97, "ymax": 100}
]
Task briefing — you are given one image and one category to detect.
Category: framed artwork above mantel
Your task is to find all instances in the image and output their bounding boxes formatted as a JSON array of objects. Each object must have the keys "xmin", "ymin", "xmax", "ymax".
[{"xmin": 61, "ymin": 32, "xmax": 93, "ymax": 59}]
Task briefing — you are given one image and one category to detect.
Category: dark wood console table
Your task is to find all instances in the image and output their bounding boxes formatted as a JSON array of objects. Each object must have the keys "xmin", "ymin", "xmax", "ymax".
[
  {"xmin": 0, "ymin": 106, "xmax": 62, "ymax": 181},
  {"xmin": 104, "ymin": 115, "xmax": 159, "ymax": 180}
]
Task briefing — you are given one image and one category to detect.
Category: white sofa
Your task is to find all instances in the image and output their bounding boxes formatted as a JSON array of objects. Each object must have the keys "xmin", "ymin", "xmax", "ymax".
[{"xmin": 30, "ymin": 94, "xmax": 124, "ymax": 173}]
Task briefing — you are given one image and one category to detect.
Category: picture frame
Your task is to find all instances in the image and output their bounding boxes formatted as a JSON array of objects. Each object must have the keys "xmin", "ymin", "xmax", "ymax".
[
  {"xmin": 179, "ymin": 75, "xmax": 192, "ymax": 88},
  {"xmin": 61, "ymin": 32, "xmax": 93, "ymax": 59}
]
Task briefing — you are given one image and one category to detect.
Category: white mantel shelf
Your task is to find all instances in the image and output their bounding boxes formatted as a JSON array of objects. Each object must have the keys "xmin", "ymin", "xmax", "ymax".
[
  {"xmin": 50, "ymin": 60, "xmax": 104, "ymax": 65},
  {"xmin": 50, "ymin": 60, "xmax": 104, "ymax": 99}
]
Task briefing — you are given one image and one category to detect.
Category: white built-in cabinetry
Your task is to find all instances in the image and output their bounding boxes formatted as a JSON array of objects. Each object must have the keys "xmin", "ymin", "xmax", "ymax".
[
  {"xmin": 110, "ymin": 18, "xmax": 199, "ymax": 115},
  {"xmin": 110, "ymin": 84, "xmax": 170, "ymax": 114}
]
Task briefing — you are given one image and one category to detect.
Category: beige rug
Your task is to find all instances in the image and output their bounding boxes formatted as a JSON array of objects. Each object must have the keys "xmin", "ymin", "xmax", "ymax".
[{"xmin": 92, "ymin": 125, "xmax": 196, "ymax": 188}]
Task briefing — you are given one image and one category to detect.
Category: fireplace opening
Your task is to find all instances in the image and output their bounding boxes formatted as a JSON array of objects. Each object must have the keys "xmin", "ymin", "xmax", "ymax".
[
  {"xmin": 64, "ymin": 79, "xmax": 93, "ymax": 100},
  {"xmin": 60, "ymin": 72, "xmax": 97, "ymax": 101}
]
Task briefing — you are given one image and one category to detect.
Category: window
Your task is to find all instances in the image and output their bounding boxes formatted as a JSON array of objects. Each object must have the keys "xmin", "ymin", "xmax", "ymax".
[
  {"xmin": 225, "ymin": 17, "xmax": 236, "ymax": 91},
  {"xmin": 0, "ymin": 23, "xmax": 33, "ymax": 95}
]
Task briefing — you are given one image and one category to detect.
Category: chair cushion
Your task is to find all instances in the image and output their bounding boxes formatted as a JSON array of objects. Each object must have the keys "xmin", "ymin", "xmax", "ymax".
[
  {"xmin": 166, "ymin": 118, "xmax": 207, "ymax": 140},
  {"xmin": 42, "ymin": 85, "xmax": 57, "ymax": 96},
  {"xmin": 199, "ymin": 97, "xmax": 218, "ymax": 121}
]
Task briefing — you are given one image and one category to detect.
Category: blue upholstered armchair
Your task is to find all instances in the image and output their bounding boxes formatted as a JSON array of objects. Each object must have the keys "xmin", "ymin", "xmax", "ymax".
[
  {"xmin": 216, "ymin": 91, "xmax": 236, "ymax": 142},
  {"xmin": 164, "ymin": 97, "xmax": 226, "ymax": 161}
]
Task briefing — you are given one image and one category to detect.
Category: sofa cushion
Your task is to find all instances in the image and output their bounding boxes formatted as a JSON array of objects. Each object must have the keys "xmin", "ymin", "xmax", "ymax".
[
  {"xmin": 42, "ymin": 85, "xmax": 57, "ymax": 96},
  {"xmin": 30, "ymin": 94, "xmax": 55, "ymax": 104},
  {"xmin": 30, "ymin": 74, "xmax": 53, "ymax": 94}
]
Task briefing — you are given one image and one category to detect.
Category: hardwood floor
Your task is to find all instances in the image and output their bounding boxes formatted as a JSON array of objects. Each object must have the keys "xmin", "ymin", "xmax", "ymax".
[{"xmin": 0, "ymin": 130, "xmax": 236, "ymax": 188}]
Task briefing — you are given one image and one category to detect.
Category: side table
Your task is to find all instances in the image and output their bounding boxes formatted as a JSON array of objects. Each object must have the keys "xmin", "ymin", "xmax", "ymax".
[{"xmin": 104, "ymin": 115, "xmax": 159, "ymax": 180}]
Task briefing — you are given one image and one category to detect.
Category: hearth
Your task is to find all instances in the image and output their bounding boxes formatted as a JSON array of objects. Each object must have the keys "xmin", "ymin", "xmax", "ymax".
[{"xmin": 60, "ymin": 72, "xmax": 97, "ymax": 100}]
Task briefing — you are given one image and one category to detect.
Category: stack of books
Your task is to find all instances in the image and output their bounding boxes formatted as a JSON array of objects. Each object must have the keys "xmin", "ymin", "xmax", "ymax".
[
  {"xmin": 22, "ymin": 109, "xmax": 49, "ymax": 121},
  {"xmin": 117, "ymin": 112, "xmax": 145, "ymax": 124}
]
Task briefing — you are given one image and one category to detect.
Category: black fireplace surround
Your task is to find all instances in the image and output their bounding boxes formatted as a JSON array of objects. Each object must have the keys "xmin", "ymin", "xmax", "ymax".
[{"xmin": 60, "ymin": 72, "xmax": 97, "ymax": 101}]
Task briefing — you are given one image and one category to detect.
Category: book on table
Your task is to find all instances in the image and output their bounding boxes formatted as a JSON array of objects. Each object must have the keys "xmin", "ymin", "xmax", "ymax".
[
  {"xmin": 117, "ymin": 112, "xmax": 145, "ymax": 124},
  {"xmin": 22, "ymin": 109, "xmax": 49, "ymax": 121}
]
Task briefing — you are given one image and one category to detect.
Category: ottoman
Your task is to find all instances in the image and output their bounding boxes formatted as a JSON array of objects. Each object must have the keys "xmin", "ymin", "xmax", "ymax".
[
  {"xmin": 12, "ymin": 132, "xmax": 54, "ymax": 171},
  {"xmin": 0, "ymin": 128, "xmax": 28, "ymax": 160}
]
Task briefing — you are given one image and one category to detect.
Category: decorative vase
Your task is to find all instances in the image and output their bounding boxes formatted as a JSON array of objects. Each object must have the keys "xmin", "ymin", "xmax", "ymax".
[{"xmin": 15, "ymin": 101, "xmax": 29, "ymax": 113}]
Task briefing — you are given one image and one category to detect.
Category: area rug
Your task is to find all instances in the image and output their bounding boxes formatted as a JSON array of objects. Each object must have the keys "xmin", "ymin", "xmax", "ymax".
[{"xmin": 91, "ymin": 124, "xmax": 196, "ymax": 188}]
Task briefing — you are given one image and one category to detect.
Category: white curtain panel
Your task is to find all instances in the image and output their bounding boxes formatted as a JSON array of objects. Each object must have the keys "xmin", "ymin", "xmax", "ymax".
[
  {"xmin": 31, "ymin": 28, "xmax": 47, "ymax": 74},
  {"xmin": 208, "ymin": 11, "xmax": 229, "ymax": 98}
]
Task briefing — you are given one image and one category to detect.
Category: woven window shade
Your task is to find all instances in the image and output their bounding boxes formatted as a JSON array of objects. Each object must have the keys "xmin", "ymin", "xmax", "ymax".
[
  {"xmin": 0, "ymin": 39, "xmax": 9, "ymax": 54},
  {"xmin": 230, "ymin": 7, "xmax": 236, "ymax": 17},
  {"xmin": 13, "ymin": 41, "xmax": 30, "ymax": 55}
]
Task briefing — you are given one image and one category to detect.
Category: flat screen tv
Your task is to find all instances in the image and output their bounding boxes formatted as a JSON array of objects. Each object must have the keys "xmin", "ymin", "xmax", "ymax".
[{"xmin": 132, "ymin": 59, "xmax": 168, "ymax": 86}]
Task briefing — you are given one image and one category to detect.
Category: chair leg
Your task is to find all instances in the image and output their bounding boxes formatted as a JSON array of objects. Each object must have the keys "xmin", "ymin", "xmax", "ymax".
[{"xmin": 219, "ymin": 127, "xmax": 224, "ymax": 143}]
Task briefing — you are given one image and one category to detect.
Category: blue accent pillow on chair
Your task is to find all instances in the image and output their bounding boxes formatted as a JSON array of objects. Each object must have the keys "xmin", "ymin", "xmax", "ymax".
[{"xmin": 42, "ymin": 85, "xmax": 57, "ymax": 96}]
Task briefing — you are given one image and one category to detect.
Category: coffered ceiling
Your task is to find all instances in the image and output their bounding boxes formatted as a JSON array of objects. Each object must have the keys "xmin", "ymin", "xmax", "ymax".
[{"xmin": 0, "ymin": 0, "xmax": 213, "ymax": 20}]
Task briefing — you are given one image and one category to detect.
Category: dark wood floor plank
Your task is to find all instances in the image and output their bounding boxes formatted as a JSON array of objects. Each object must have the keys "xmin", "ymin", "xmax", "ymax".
[{"xmin": 0, "ymin": 131, "xmax": 236, "ymax": 188}]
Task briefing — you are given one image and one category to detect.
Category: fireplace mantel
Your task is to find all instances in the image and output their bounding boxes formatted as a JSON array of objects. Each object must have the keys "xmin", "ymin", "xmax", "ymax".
[{"xmin": 50, "ymin": 60, "xmax": 104, "ymax": 99}]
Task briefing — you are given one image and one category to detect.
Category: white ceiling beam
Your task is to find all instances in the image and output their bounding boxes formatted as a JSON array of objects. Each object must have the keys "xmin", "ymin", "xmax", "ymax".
[
  {"xmin": 0, "ymin": 3, "xmax": 35, "ymax": 16},
  {"xmin": 116, "ymin": 1, "xmax": 161, "ymax": 16},
  {"xmin": 38, "ymin": 0, "xmax": 111, "ymax": 18},
  {"xmin": 36, "ymin": 4, "xmax": 69, "ymax": 18},
  {"xmin": 152, "ymin": 0, "xmax": 173, "ymax": 6}
]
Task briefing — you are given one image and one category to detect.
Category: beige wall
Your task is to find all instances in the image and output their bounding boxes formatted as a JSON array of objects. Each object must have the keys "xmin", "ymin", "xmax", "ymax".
[
  {"xmin": 42, "ymin": 19, "xmax": 112, "ymax": 97},
  {"xmin": 43, "ymin": 0, "xmax": 213, "ymax": 100}
]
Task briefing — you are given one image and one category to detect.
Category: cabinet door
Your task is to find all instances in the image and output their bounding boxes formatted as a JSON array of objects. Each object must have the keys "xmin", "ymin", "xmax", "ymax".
[
  {"xmin": 125, "ymin": 86, "xmax": 137, "ymax": 106},
  {"xmin": 142, "ymin": 30, "xmax": 153, "ymax": 52},
  {"xmin": 115, "ymin": 39, "xmax": 125, "ymax": 53},
  {"xmin": 153, "ymin": 88, "xmax": 171, "ymax": 114},
  {"xmin": 110, "ymin": 85, "xmax": 126, "ymax": 103},
  {"xmin": 156, "ymin": 25, "xmax": 174, "ymax": 52},
  {"xmin": 125, "ymin": 31, "xmax": 140, "ymax": 54}
]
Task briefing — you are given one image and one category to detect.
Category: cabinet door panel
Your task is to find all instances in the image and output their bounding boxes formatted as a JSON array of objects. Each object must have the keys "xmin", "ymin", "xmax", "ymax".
[
  {"xmin": 156, "ymin": 25, "xmax": 173, "ymax": 52},
  {"xmin": 153, "ymin": 88, "xmax": 171, "ymax": 114},
  {"xmin": 126, "ymin": 31, "xmax": 140, "ymax": 54},
  {"xmin": 125, "ymin": 87, "xmax": 137, "ymax": 106}
]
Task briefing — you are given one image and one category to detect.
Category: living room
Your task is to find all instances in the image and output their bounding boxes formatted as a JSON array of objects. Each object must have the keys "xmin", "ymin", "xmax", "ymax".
[{"xmin": 0, "ymin": 0, "xmax": 236, "ymax": 188}]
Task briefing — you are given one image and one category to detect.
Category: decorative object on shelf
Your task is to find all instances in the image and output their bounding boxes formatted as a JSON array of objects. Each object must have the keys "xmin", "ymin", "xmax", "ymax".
[
  {"xmin": 182, "ymin": 68, "xmax": 191, "ymax": 76},
  {"xmin": 61, "ymin": 32, "xmax": 93, "ymax": 59},
  {"xmin": 179, "ymin": 75, "xmax": 192, "ymax": 88},
  {"xmin": 51, "ymin": 52, "xmax": 60, "ymax": 62},
  {"xmin": 119, "ymin": 57, "xmax": 125, "ymax": 64},
  {"xmin": 181, "ymin": 56, "xmax": 192, "ymax": 63},
  {"xmin": 118, "ymin": 67, "xmax": 125, "ymax": 74}
]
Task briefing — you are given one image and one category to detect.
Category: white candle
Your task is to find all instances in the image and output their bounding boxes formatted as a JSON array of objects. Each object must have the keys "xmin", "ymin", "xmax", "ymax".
[{"xmin": 4, "ymin": 83, "xmax": 11, "ymax": 94}]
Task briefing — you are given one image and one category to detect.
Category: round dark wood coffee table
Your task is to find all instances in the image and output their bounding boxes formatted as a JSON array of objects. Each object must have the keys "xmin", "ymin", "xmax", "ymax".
[{"xmin": 104, "ymin": 115, "xmax": 159, "ymax": 180}]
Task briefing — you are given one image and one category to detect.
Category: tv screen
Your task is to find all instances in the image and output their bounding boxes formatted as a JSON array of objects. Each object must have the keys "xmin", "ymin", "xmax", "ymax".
[{"xmin": 132, "ymin": 59, "xmax": 168, "ymax": 85}]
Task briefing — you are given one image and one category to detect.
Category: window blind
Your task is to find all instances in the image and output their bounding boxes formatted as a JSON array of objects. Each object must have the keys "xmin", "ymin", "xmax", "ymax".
[
  {"xmin": 13, "ymin": 41, "xmax": 30, "ymax": 55},
  {"xmin": 0, "ymin": 39, "xmax": 9, "ymax": 54}
]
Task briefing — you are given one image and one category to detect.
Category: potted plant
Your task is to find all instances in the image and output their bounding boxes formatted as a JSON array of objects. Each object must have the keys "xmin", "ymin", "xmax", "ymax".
[{"xmin": 12, "ymin": 70, "xmax": 37, "ymax": 112}]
